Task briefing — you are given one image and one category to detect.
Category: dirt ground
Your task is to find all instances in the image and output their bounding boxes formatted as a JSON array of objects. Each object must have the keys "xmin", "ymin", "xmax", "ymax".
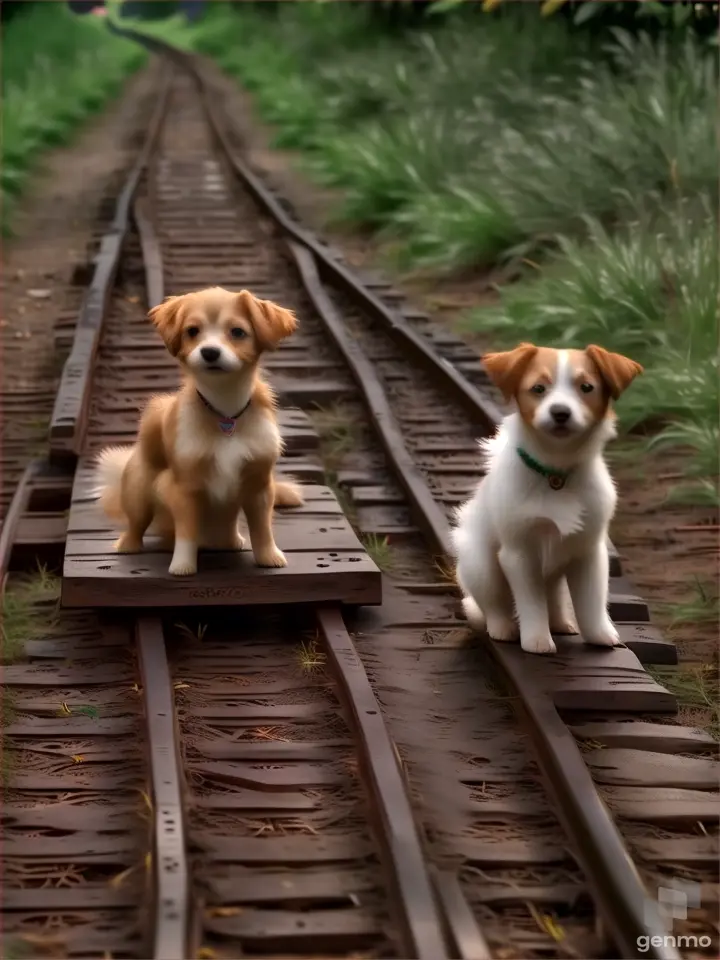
[{"xmin": 212, "ymin": 67, "xmax": 718, "ymax": 730}]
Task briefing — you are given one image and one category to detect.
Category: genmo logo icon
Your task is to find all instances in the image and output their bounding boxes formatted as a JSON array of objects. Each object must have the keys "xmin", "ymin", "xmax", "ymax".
[{"xmin": 639, "ymin": 880, "xmax": 713, "ymax": 954}]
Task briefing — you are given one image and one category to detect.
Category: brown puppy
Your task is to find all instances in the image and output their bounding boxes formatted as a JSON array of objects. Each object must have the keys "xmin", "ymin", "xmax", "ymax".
[{"xmin": 94, "ymin": 287, "xmax": 303, "ymax": 576}]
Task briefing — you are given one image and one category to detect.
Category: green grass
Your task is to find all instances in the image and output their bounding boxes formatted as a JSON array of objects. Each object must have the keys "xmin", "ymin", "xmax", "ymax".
[
  {"xmin": 196, "ymin": 6, "xmax": 716, "ymax": 266},
  {"xmin": 312, "ymin": 403, "xmax": 358, "ymax": 468},
  {"xmin": 664, "ymin": 578, "xmax": 719, "ymax": 632},
  {"xmin": 1, "ymin": 566, "xmax": 61, "ymax": 664},
  {"xmin": 1, "ymin": 2, "xmax": 146, "ymax": 235},
  {"xmin": 463, "ymin": 206, "xmax": 719, "ymax": 491},
  {"xmin": 191, "ymin": 4, "xmax": 717, "ymax": 494},
  {"xmin": 649, "ymin": 663, "xmax": 719, "ymax": 740},
  {"xmin": 362, "ymin": 534, "xmax": 395, "ymax": 573}
]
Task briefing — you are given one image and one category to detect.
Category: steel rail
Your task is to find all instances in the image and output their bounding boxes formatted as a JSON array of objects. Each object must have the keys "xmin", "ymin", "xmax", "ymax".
[
  {"xmin": 131, "ymin": 99, "xmax": 190, "ymax": 960},
  {"xmin": 136, "ymin": 618, "xmax": 190, "ymax": 960},
  {"xmin": 0, "ymin": 460, "xmax": 43, "ymax": 593},
  {"xmin": 172, "ymin": 53, "xmax": 682, "ymax": 960},
  {"xmin": 42, "ymin": 52, "xmax": 187, "ymax": 958},
  {"xmin": 49, "ymin": 62, "xmax": 173, "ymax": 460},
  {"xmin": 317, "ymin": 606, "xmax": 451, "ymax": 960},
  {"xmin": 290, "ymin": 240, "xmax": 452, "ymax": 558}
]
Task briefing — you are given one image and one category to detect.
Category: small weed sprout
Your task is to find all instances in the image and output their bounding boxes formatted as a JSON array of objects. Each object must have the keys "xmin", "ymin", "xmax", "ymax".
[
  {"xmin": 297, "ymin": 637, "xmax": 326, "ymax": 674},
  {"xmin": 362, "ymin": 534, "xmax": 394, "ymax": 572}
]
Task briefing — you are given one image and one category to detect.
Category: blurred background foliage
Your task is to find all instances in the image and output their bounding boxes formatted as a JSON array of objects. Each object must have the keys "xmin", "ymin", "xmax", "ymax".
[{"xmin": 1, "ymin": 1, "xmax": 146, "ymax": 234}]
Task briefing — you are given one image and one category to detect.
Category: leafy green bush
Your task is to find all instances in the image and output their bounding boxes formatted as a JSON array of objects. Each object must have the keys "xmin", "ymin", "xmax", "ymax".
[
  {"xmin": 197, "ymin": 6, "xmax": 716, "ymax": 268},
  {"xmin": 462, "ymin": 205, "xmax": 718, "ymax": 495},
  {"xmin": 1, "ymin": 3, "xmax": 146, "ymax": 234}
]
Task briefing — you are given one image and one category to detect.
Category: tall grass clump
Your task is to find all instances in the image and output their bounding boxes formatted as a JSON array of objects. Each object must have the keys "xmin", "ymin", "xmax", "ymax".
[
  {"xmin": 1, "ymin": 3, "xmax": 146, "ymax": 235},
  {"xmin": 196, "ymin": 6, "xmax": 716, "ymax": 271},
  {"xmin": 464, "ymin": 203, "xmax": 718, "ymax": 497}
]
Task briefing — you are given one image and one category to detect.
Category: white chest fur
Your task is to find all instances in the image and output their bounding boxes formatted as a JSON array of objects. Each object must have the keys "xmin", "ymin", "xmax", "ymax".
[{"xmin": 175, "ymin": 404, "xmax": 281, "ymax": 503}]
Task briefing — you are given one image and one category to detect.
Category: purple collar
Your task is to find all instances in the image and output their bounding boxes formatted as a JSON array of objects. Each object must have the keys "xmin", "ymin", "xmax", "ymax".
[{"xmin": 197, "ymin": 390, "xmax": 251, "ymax": 436}]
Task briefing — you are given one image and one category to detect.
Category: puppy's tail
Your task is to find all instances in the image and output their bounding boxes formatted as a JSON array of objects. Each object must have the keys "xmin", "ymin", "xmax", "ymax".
[
  {"xmin": 274, "ymin": 477, "xmax": 304, "ymax": 508},
  {"xmin": 93, "ymin": 446, "xmax": 133, "ymax": 520}
]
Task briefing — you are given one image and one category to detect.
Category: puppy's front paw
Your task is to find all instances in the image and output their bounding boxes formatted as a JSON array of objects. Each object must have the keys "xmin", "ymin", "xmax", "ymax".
[
  {"xmin": 254, "ymin": 545, "xmax": 287, "ymax": 568},
  {"xmin": 486, "ymin": 612, "xmax": 519, "ymax": 642},
  {"xmin": 584, "ymin": 621, "xmax": 621, "ymax": 647},
  {"xmin": 168, "ymin": 540, "xmax": 197, "ymax": 577},
  {"xmin": 521, "ymin": 631, "xmax": 556, "ymax": 655},
  {"xmin": 115, "ymin": 533, "xmax": 143, "ymax": 553}
]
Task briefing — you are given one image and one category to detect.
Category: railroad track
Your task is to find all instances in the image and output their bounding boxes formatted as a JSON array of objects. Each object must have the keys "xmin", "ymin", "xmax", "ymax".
[{"xmin": 1, "ymin": 39, "xmax": 717, "ymax": 960}]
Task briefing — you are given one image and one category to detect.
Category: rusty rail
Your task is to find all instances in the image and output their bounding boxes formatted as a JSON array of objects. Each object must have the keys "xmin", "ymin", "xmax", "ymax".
[
  {"xmin": 49, "ymin": 63, "xmax": 173, "ymax": 460},
  {"xmin": 136, "ymin": 618, "xmax": 190, "ymax": 960},
  {"xmin": 317, "ymin": 606, "xmax": 450, "ymax": 960}
]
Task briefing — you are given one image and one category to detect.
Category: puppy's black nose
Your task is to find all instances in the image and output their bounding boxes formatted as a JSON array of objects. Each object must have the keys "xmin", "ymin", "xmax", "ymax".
[
  {"xmin": 201, "ymin": 346, "xmax": 221, "ymax": 363},
  {"xmin": 550, "ymin": 404, "xmax": 571, "ymax": 425}
]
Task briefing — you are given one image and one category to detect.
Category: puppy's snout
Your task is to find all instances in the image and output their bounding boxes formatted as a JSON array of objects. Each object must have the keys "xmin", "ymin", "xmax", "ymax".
[
  {"xmin": 200, "ymin": 346, "xmax": 221, "ymax": 364},
  {"xmin": 550, "ymin": 404, "xmax": 571, "ymax": 425}
]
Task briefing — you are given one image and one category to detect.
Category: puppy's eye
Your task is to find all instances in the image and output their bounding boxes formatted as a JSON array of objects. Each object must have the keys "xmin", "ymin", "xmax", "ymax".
[
  {"xmin": 186, "ymin": 326, "xmax": 200, "ymax": 339},
  {"xmin": 530, "ymin": 384, "xmax": 547, "ymax": 395},
  {"xmin": 580, "ymin": 382, "xmax": 594, "ymax": 394},
  {"xmin": 230, "ymin": 327, "xmax": 247, "ymax": 340}
]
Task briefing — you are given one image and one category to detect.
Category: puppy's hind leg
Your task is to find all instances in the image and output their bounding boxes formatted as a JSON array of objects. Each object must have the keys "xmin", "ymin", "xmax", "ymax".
[
  {"xmin": 567, "ymin": 543, "xmax": 620, "ymax": 647},
  {"xmin": 547, "ymin": 575, "xmax": 578, "ymax": 635},
  {"xmin": 461, "ymin": 595, "xmax": 486, "ymax": 632},
  {"xmin": 457, "ymin": 550, "xmax": 517, "ymax": 642},
  {"xmin": 242, "ymin": 465, "xmax": 286, "ymax": 568},
  {"xmin": 115, "ymin": 455, "xmax": 154, "ymax": 553}
]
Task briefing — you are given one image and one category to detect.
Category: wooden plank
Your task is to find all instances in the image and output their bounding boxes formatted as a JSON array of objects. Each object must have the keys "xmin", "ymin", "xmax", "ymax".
[
  {"xmin": 586, "ymin": 749, "xmax": 719, "ymax": 789},
  {"xmin": 63, "ymin": 452, "xmax": 380, "ymax": 607},
  {"xmin": 62, "ymin": 548, "xmax": 380, "ymax": 608},
  {"xmin": 570, "ymin": 721, "xmax": 716, "ymax": 754},
  {"xmin": 603, "ymin": 787, "xmax": 720, "ymax": 822}
]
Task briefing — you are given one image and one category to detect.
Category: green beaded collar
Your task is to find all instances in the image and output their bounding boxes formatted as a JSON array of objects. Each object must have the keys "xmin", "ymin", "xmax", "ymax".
[{"xmin": 516, "ymin": 447, "xmax": 572, "ymax": 491}]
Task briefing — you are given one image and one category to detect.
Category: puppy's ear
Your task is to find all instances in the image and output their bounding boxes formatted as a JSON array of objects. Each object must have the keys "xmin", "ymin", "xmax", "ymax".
[
  {"xmin": 482, "ymin": 343, "xmax": 539, "ymax": 402},
  {"xmin": 586, "ymin": 345, "xmax": 643, "ymax": 399},
  {"xmin": 149, "ymin": 295, "xmax": 184, "ymax": 356},
  {"xmin": 237, "ymin": 290, "xmax": 297, "ymax": 351}
]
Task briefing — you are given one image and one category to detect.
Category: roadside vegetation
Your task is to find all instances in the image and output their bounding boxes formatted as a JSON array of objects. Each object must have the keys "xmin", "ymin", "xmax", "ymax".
[
  {"xmin": 1, "ymin": 1, "xmax": 146, "ymax": 235},
  {"xmin": 191, "ymin": 1, "xmax": 718, "ymax": 504}
]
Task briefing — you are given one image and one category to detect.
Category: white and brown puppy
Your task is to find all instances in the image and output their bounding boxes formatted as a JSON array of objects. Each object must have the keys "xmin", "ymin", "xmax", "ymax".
[
  {"xmin": 452, "ymin": 343, "xmax": 642, "ymax": 655},
  {"xmin": 94, "ymin": 286, "xmax": 304, "ymax": 576}
]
